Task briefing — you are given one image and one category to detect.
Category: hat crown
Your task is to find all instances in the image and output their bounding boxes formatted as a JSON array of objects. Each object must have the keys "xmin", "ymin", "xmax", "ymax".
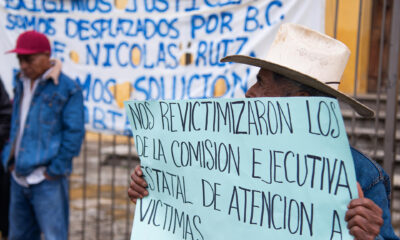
[
  {"xmin": 8, "ymin": 30, "xmax": 51, "ymax": 55},
  {"xmin": 220, "ymin": 23, "xmax": 374, "ymax": 117},
  {"xmin": 266, "ymin": 23, "xmax": 350, "ymax": 90}
]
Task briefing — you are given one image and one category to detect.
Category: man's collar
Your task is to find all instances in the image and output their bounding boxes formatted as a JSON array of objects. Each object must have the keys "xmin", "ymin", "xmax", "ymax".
[
  {"xmin": 18, "ymin": 58, "xmax": 62, "ymax": 85},
  {"xmin": 47, "ymin": 59, "xmax": 62, "ymax": 85}
]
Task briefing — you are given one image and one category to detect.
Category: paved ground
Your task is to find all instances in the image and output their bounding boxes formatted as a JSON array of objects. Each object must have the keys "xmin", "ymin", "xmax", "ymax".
[
  {"xmin": 68, "ymin": 139, "xmax": 400, "ymax": 240},
  {"xmin": 69, "ymin": 139, "xmax": 138, "ymax": 240}
]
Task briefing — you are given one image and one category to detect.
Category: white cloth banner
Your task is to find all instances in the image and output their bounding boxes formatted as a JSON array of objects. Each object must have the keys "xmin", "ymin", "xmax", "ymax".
[{"xmin": 0, "ymin": 0, "xmax": 325, "ymax": 135}]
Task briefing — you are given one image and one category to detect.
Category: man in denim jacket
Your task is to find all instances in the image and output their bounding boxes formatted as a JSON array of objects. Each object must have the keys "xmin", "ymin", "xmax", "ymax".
[
  {"xmin": 2, "ymin": 31, "xmax": 85, "ymax": 240},
  {"xmin": 128, "ymin": 24, "xmax": 399, "ymax": 240}
]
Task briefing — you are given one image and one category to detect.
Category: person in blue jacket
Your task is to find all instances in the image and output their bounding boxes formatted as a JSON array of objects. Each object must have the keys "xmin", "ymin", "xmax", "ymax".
[
  {"xmin": 2, "ymin": 30, "xmax": 85, "ymax": 240},
  {"xmin": 128, "ymin": 24, "xmax": 399, "ymax": 240}
]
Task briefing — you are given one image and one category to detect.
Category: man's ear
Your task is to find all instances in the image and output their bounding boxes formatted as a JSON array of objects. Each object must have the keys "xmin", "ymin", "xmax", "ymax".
[{"xmin": 42, "ymin": 52, "xmax": 52, "ymax": 65}]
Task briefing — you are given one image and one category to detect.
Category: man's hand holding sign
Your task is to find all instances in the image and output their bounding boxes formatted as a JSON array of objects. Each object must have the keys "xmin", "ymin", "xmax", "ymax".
[
  {"xmin": 127, "ymin": 24, "xmax": 398, "ymax": 240},
  {"xmin": 346, "ymin": 183, "xmax": 383, "ymax": 239},
  {"xmin": 129, "ymin": 166, "xmax": 148, "ymax": 203}
]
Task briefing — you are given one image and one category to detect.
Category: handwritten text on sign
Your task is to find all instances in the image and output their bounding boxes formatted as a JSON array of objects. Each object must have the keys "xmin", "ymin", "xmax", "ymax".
[{"xmin": 126, "ymin": 97, "xmax": 357, "ymax": 240}]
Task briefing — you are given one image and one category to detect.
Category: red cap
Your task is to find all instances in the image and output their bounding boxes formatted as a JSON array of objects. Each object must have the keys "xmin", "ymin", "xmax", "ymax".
[{"xmin": 6, "ymin": 31, "xmax": 51, "ymax": 55}]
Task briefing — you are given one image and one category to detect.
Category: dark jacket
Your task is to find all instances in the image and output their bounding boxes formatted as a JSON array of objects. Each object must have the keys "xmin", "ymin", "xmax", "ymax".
[
  {"xmin": 0, "ymin": 77, "xmax": 11, "ymax": 237},
  {"xmin": 352, "ymin": 148, "xmax": 400, "ymax": 240},
  {"xmin": 0, "ymin": 78, "xmax": 11, "ymax": 151}
]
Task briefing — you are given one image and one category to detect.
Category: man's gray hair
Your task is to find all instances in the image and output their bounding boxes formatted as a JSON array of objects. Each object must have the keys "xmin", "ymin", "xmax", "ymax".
[{"xmin": 272, "ymin": 72, "xmax": 334, "ymax": 98}]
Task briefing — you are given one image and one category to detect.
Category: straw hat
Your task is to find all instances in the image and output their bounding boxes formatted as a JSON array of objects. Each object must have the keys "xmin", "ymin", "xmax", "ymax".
[{"xmin": 221, "ymin": 23, "xmax": 374, "ymax": 117}]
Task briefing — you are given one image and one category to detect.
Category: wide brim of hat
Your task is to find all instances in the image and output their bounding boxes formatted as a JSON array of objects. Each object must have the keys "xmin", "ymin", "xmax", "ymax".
[
  {"xmin": 221, "ymin": 55, "xmax": 374, "ymax": 117},
  {"xmin": 5, "ymin": 48, "xmax": 46, "ymax": 55}
]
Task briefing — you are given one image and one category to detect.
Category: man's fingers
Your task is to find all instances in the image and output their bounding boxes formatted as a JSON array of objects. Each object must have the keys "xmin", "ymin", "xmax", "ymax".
[
  {"xmin": 348, "ymin": 221, "xmax": 380, "ymax": 240},
  {"xmin": 132, "ymin": 173, "xmax": 148, "ymax": 188},
  {"xmin": 347, "ymin": 214, "xmax": 372, "ymax": 233},
  {"xmin": 131, "ymin": 166, "xmax": 143, "ymax": 180},
  {"xmin": 348, "ymin": 226, "xmax": 373, "ymax": 240},
  {"xmin": 131, "ymin": 169, "xmax": 148, "ymax": 188},
  {"xmin": 127, "ymin": 164, "xmax": 149, "ymax": 204},
  {"xmin": 345, "ymin": 197, "xmax": 383, "ymax": 240},
  {"xmin": 347, "ymin": 198, "xmax": 383, "ymax": 216},
  {"xmin": 130, "ymin": 180, "xmax": 148, "ymax": 196},
  {"xmin": 346, "ymin": 203, "xmax": 373, "ymax": 221},
  {"xmin": 135, "ymin": 165, "xmax": 143, "ymax": 176},
  {"xmin": 348, "ymin": 225, "xmax": 363, "ymax": 240},
  {"xmin": 346, "ymin": 205, "xmax": 382, "ymax": 233},
  {"xmin": 128, "ymin": 188, "xmax": 138, "ymax": 204}
]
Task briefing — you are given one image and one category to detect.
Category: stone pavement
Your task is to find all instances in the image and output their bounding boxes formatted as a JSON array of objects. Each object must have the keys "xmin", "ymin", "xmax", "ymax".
[{"xmin": 69, "ymin": 139, "xmax": 138, "ymax": 240}]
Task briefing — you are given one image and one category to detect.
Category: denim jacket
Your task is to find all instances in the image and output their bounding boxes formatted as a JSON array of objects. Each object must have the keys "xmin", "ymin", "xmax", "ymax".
[
  {"xmin": 352, "ymin": 147, "xmax": 399, "ymax": 240},
  {"xmin": 2, "ymin": 64, "xmax": 85, "ymax": 178}
]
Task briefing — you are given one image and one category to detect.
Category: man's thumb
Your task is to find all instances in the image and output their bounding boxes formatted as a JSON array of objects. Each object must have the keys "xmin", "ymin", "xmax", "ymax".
[{"xmin": 357, "ymin": 182, "xmax": 364, "ymax": 198}]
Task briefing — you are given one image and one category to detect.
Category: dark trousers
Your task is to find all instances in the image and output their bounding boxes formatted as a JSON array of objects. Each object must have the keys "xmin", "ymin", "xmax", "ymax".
[{"xmin": 0, "ymin": 164, "xmax": 10, "ymax": 238}]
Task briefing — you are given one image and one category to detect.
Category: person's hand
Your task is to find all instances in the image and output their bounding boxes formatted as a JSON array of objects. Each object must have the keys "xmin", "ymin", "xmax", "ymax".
[
  {"xmin": 128, "ymin": 165, "xmax": 148, "ymax": 204},
  {"xmin": 345, "ymin": 183, "xmax": 383, "ymax": 240}
]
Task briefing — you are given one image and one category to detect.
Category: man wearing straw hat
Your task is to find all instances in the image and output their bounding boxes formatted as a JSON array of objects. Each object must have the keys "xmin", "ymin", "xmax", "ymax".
[{"xmin": 128, "ymin": 23, "xmax": 399, "ymax": 240}]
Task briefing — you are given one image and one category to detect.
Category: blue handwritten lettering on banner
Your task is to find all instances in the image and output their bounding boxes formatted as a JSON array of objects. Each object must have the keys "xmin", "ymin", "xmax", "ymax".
[
  {"xmin": 185, "ymin": 0, "xmax": 242, "ymax": 12},
  {"xmin": 75, "ymin": 73, "xmax": 114, "ymax": 104},
  {"xmin": 190, "ymin": 12, "xmax": 233, "ymax": 39},
  {"xmin": 125, "ymin": 97, "xmax": 357, "ymax": 240},
  {"xmin": 64, "ymin": 17, "xmax": 179, "ymax": 41},
  {"xmin": 132, "ymin": 69, "xmax": 248, "ymax": 100},
  {"xmin": 84, "ymin": 104, "xmax": 130, "ymax": 135},
  {"xmin": 85, "ymin": 42, "xmax": 178, "ymax": 69},
  {"xmin": 71, "ymin": 0, "xmax": 112, "ymax": 13},
  {"xmin": 5, "ymin": 0, "xmax": 112, "ymax": 13},
  {"xmin": 244, "ymin": 1, "xmax": 284, "ymax": 32},
  {"xmin": 195, "ymin": 37, "xmax": 248, "ymax": 67},
  {"xmin": 266, "ymin": 1, "xmax": 285, "ymax": 26},
  {"xmin": 73, "ymin": 73, "xmax": 134, "ymax": 134},
  {"xmin": 52, "ymin": 41, "xmax": 66, "ymax": 61},
  {"xmin": 83, "ymin": 37, "xmax": 248, "ymax": 69},
  {"xmin": 121, "ymin": 0, "xmax": 243, "ymax": 13},
  {"xmin": 2, "ymin": 0, "xmax": 279, "ymax": 17},
  {"xmin": 6, "ymin": 13, "xmax": 56, "ymax": 35},
  {"xmin": 123, "ymin": 0, "xmax": 170, "ymax": 13},
  {"xmin": 244, "ymin": 6, "xmax": 259, "ymax": 32}
]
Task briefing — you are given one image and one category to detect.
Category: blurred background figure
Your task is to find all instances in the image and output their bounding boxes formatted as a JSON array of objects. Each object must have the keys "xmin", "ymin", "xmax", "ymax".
[
  {"xmin": 1, "ymin": 31, "xmax": 85, "ymax": 240},
  {"xmin": 0, "ymin": 77, "xmax": 12, "ymax": 240}
]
